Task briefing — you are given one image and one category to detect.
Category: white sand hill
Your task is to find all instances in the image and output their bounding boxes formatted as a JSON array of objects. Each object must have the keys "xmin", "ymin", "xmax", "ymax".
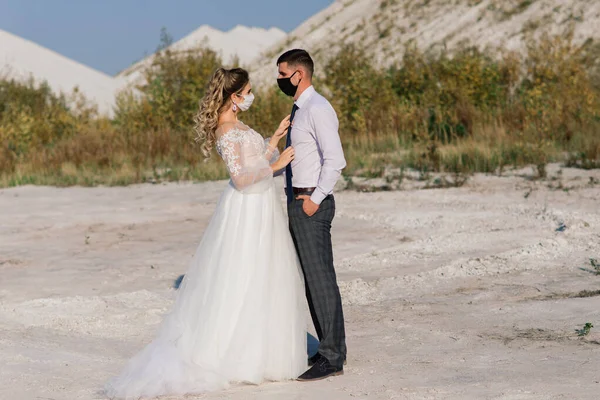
[
  {"xmin": 251, "ymin": 0, "xmax": 600, "ymax": 86},
  {"xmin": 1, "ymin": 164, "xmax": 599, "ymax": 399},
  {"xmin": 0, "ymin": 24, "xmax": 286, "ymax": 114},
  {"xmin": 117, "ymin": 25, "xmax": 286, "ymax": 89},
  {"xmin": 0, "ymin": 29, "xmax": 124, "ymax": 116}
]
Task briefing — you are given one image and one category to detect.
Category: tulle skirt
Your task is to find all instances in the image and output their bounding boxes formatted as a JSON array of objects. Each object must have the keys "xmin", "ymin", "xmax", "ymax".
[{"xmin": 105, "ymin": 178, "xmax": 307, "ymax": 399}]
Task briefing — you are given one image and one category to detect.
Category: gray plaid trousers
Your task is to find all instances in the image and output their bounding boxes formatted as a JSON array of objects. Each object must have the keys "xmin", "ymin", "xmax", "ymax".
[{"xmin": 288, "ymin": 195, "xmax": 347, "ymax": 369}]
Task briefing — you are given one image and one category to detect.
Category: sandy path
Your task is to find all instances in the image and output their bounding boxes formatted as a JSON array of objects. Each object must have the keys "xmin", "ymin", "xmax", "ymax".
[{"xmin": 1, "ymin": 165, "xmax": 599, "ymax": 400}]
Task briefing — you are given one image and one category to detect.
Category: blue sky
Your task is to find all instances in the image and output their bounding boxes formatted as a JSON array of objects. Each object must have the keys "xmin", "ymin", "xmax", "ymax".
[{"xmin": 0, "ymin": 0, "xmax": 332, "ymax": 76}]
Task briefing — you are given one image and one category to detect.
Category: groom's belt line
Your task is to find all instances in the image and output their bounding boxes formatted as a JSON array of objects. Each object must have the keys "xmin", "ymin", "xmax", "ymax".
[{"xmin": 290, "ymin": 187, "xmax": 316, "ymax": 195}]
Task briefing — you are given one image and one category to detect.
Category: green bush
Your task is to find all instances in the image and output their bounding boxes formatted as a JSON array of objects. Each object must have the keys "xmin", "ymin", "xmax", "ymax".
[
  {"xmin": 0, "ymin": 78, "xmax": 95, "ymax": 155},
  {"xmin": 1, "ymin": 31, "xmax": 599, "ymax": 187}
]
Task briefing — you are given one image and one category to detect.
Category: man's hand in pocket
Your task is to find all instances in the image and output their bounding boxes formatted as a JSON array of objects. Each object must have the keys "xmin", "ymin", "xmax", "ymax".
[{"xmin": 296, "ymin": 195, "xmax": 319, "ymax": 217}]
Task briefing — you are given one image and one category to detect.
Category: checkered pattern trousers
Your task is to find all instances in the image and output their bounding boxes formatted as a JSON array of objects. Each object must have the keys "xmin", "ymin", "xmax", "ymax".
[{"xmin": 288, "ymin": 195, "xmax": 347, "ymax": 369}]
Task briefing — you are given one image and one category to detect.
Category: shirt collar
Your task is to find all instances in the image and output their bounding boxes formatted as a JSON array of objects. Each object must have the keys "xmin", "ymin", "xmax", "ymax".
[{"xmin": 294, "ymin": 85, "xmax": 315, "ymax": 109}]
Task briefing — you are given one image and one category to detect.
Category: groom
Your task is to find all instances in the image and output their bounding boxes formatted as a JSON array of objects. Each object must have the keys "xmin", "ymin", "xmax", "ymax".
[{"xmin": 277, "ymin": 49, "xmax": 347, "ymax": 381}]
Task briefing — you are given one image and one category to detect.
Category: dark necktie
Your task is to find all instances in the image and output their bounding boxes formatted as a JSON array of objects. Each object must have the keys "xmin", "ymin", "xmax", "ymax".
[{"xmin": 285, "ymin": 104, "xmax": 299, "ymax": 204}]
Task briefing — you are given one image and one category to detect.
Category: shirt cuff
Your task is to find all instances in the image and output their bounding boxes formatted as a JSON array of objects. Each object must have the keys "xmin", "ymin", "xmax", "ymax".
[{"xmin": 310, "ymin": 189, "xmax": 327, "ymax": 205}]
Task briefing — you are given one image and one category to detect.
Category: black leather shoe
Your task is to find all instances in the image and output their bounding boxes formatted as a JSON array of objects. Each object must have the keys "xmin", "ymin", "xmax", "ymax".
[
  {"xmin": 308, "ymin": 353, "xmax": 323, "ymax": 366},
  {"xmin": 297, "ymin": 357, "xmax": 343, "ymax": 381},
  {"xmin": 308, "ymin": 353, "xmax": 347, "ymax": 367}
]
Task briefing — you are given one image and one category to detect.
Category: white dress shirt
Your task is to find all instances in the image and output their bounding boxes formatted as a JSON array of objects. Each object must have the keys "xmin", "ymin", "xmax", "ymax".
[{"xmin": 286, "ymin": 85, "xmax": 346, "ymax": 205}]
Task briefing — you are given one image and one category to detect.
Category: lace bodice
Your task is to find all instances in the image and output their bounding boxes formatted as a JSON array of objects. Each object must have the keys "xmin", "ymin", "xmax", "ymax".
[{"xmin": 215, "ymin": 122, "xmax": 279, "ymax": 192}]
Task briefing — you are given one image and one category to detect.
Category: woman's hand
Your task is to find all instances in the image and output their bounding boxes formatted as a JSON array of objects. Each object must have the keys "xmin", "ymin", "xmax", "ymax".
[
  {"xmin": 271, "ymin": 146, "xmax": 295, "ymax": 172},
  {"xmin": 271, "ymin": 115, "xmax": 291, "ymax": 146}
]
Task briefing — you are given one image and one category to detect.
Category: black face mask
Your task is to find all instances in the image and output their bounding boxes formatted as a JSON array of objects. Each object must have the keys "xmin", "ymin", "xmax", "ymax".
[{"xmin": 277, "ymin": 71, "xmax": 300, "ymax": 97}]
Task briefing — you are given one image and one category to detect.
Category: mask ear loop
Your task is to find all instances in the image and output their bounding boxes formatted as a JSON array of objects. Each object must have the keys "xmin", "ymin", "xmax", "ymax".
[{"xmin": 291, "ymin": 71, "xmax": 302, "ymax": 91}]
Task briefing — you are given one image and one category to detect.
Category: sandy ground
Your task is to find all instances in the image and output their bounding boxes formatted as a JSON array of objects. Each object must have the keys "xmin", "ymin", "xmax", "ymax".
[{"xmin": 1, "ymin": 164, "xmax": 599, "ymax": 400}]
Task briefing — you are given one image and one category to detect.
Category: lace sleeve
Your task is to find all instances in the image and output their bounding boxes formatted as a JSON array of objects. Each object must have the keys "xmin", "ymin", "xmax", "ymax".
[
  {"xmin": 263, "ymin": 138, "xmax": 280, "ymax": 164},
  {"xmin": 217, "ymin": 131, "xmax": 273, "ymax": 192}
]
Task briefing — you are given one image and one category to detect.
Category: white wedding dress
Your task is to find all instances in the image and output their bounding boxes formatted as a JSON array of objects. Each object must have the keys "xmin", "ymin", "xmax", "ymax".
[{"xmin": 105, "ymin": 122, "xmax": 307, "ymax": 399}]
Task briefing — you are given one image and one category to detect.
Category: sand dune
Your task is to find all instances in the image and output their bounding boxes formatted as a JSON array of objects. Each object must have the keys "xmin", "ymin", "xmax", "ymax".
[{"xmin": 1, "ymin": 164, "xmax": 599, "ymax": 399}]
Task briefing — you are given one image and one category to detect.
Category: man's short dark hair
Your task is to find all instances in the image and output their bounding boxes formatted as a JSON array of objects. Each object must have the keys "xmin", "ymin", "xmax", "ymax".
[{"xmin": 277, "ymin": 49, "xmax": 314, "ymax": 77}]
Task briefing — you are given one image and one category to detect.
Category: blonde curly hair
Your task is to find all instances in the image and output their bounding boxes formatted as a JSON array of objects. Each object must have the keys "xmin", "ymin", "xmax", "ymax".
[{"xmin": 194, "ymin": 67, "xmax": 250, "ymax": 158}]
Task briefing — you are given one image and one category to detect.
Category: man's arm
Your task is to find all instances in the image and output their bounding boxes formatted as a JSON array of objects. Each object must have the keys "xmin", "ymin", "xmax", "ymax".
[{"xmin": 310, "ymin": 103, "xmax": 346, "ymax": 205}]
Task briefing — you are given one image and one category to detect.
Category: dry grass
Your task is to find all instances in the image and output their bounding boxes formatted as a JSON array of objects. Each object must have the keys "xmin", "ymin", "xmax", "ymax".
[{"xmin": 1, "ymin": 32, "xmax": 599, "ymax": 187}]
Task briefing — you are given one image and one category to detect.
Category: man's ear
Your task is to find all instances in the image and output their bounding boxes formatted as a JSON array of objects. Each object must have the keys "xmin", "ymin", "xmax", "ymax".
[{"xmin": 295, "ymin": 69, "xmax": 304, "ymax": 85}]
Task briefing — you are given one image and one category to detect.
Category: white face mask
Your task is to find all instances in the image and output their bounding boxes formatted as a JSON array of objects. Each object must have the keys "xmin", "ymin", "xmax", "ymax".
[{"xmin": 236, "ymin": 93, "xmax": 255, "ymax": 111}]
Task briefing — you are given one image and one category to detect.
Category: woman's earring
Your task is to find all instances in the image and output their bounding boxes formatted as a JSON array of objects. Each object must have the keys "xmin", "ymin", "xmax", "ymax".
[{"xmin": 232, "ymin": 102, "xmax": 238, "ymax": 112}]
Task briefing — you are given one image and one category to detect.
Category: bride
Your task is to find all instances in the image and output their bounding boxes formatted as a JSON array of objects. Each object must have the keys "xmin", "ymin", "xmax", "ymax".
[{"xmin": 105, "ymin": 67, "xmax": 307, "ymax": 399}]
